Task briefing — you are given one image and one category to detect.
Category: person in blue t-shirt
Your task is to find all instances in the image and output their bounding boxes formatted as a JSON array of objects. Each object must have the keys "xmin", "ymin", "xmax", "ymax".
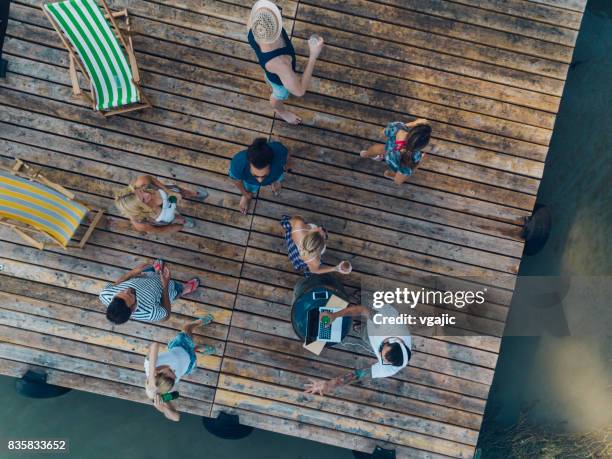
[{"xmin": 229, "ymin": 138, "xmax": 290, "ymax": 214}]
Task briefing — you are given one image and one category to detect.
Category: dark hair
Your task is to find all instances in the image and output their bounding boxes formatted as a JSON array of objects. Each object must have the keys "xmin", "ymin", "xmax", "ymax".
[
  {"xmin": 385, "ymin": 342, "xmax": 406, "ymax": 367},
  {"xmin": 247, "ymin": 138, "xmax": 274, "ymax": 169},
  {"xmin": 400, "ymin": 123, "xmax": 431, "ymax": 167},
  {"xmin": 106, "ymin": 297, "xmax": 131, "ymax": 324}
]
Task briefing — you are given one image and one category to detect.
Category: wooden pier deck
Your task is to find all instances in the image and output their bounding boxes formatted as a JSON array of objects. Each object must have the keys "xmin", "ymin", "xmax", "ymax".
[{"xmin": 0, "ymin": 0, "xmax": 586, "ymax": 457}]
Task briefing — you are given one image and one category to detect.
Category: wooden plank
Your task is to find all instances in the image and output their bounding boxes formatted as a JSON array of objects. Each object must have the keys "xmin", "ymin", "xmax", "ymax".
[
  {"xmin": 292, "ymin": 36, "xmax": 561, "ymax": 114},
  {"xmin": 445, "ymin": 0, "xmax": 583, "ymax": 29},
  {"xmin": 214, "ymin": 389, "xmax": 460, "ymax": 458},
  {"xmin": 0, "ymin": 341, "xmax": 215, "ymax": 402},
  {"xmin": 0, "ymin": 245, "xmax": 234, "ymax": 324},
  {"xmin": 229, "ymin": 310, "xmax": 495, "ymax": 385},
  {"xmin": 0, "ymin": 358, "xmax": 212, "ymax": 417},
  {"xmin": 296, "ymin": 4, "xmax": 570, "ymax": 79},
  {"xmin": 292, "ymin": 20, "xmax": 565, "ymax": 96},
  {"xmin": 527, "ymin": 0, "xmax": 587, "ymax": 13},
  {"xmin": 218, "ymin": 371, "xmax": 479, "ymax": 445},
  {"xmin": 0, "ymin": 311, "xmax": 219, "ymax": 388},
  {"xmin": 222, "ymin": 340, "xmax": 489, "ymax": 415},
  {"xmin": 2, "ymin": 21, "xmax": 548, "ymax": 171},
  {"xmin": 233, "ymin": 293, "xmax": 500, "ymax": 367},
  {"xmin": 255, "ymin": 192, "xmax": 525, "ymax": 261},
  {"xmin": 301, "ymin": 0, "xmax": 574, "ymax": 62},
  {"xmin": 209, "ymin": 405, "xmax": 430, "ymax": 459},
  {"xmin": 0, "ymin": 287, "xmax": 226, "ymax": 358},
  {"xmin": 366, "ymin": 0, "xmax": 580, "ymax": 42},
  {"xmin": 0, "ymin": 324, "xmax": 218, "ymax": 388},
  {"xmin": 0, "ymin": 140, "xmax": 250, "ymax": 251},
  {"xmin": 215, "ymin": 377, "xmax": 475, "ymax": 457},
  {"xmin": 248, "ymin": 221, "xmax": 519, "ymax": 289}
]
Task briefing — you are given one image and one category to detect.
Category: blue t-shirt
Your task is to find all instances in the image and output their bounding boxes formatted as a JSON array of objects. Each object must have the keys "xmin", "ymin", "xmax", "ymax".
[{"xmin": 229, "ymin": 141, "xmax": 288, "ymax": 187}]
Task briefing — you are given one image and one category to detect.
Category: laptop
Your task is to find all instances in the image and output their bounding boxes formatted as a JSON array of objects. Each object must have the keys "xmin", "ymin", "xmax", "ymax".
[{"xmin": 305, "ymin": 307, "xmax": 342, "ymax": 345}]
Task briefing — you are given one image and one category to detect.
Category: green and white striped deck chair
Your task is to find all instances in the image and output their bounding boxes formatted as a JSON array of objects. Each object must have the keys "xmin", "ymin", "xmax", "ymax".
[
  {"xmin": 0, "ymin": 159, "xmax": 104, "ymax": 250},
  {"xmin": 42, "ymin": 0, "xmax": 151, "ymax": 116}
]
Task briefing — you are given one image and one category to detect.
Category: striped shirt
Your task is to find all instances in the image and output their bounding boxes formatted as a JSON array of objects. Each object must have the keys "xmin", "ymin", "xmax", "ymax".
[{"xmin": 99, "ymin": 271, "xmax": 181, "ymax": 322}]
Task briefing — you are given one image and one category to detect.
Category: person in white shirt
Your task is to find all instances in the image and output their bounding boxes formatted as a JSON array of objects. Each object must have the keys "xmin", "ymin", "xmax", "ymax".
[
  {"xmin": 304, "ymin": 304, "xmax": 411, "ymax": 396},
  {"xmin": 144, "ymin": 315, "xmax": 215, "ymax": 421}
]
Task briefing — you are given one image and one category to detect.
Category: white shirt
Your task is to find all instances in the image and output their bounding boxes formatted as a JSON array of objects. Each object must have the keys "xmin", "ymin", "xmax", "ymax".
[
  {"xmin": 367, "ymin": 304, "xmax": 412, "ymax": 379},
  {"xmin": 155, "ymin": 189, "xmax": 177, "ymax": 223},
  {"xmin": 144, "ymin": 347, "xmax": 191, "ymax": 398}
]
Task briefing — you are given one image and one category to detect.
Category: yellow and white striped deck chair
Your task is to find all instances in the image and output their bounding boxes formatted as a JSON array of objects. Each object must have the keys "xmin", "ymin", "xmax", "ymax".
[
  {"xmin": 0, "ymin": 160, "xmax": 104, "ymax": 250},
  {"xmin": 42, "ymin": 0, "xmax": 151, "ymax": 116}
]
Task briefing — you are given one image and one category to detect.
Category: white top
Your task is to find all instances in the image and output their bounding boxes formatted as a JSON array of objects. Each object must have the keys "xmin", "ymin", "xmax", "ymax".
[
  {"xmin": 292, "ymin": 223, "xmax": 326, "ymax": 262},
  {"xmin": 367, "ymin": 304, "xmax": 412, "ymax": 379},
  {"xmin": 144, "ymin": 346, "xmax": 191, "ymax": 398},
  {"xmin": 155, "ymin": 189, "xmax": 177, "ymax": 223}
]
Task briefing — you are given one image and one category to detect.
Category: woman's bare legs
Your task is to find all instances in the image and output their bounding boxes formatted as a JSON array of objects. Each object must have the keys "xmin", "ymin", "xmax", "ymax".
[
  {"xmin": 271, "ymin": 95, "xmax": 302, "ymax": 125},
  {"xmin": 360, "ymin": 143, "xmax": 385, "ymax": 158},
  {"xmin": 181, "ymin": 317, "xmax": 216, "ymax": 354},
  {"xmin": 181, "ymin": 319, "xmax": 202, "ymax": 338}
]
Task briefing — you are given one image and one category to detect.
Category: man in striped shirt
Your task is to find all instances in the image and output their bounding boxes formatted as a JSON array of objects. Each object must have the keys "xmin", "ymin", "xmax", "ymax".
[{"xmin": 99, "ymin": 261, "xmax": 200, "ymax": 324}]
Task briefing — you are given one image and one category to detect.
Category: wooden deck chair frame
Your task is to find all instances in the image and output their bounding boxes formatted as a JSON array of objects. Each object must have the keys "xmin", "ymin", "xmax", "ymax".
[
  {"xmin": 0, "ymin": 159, "xmax": 105, "ymax": 250},
  {"xmin": 41, "ymin": 0, "xmax": 152, "ymax": 117}
]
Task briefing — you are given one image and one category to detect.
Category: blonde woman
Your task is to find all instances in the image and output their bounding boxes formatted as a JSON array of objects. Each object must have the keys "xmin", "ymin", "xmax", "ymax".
[
  {"xmin": 280, "ymin": 215, "xmax": 351, "ymax": 276},
  {"xmin": 144, "ymin": 315, "xmax": 215, "ymax": 421},
  {"xmin": 115, "ymin": 175, "xmax": 207, "ymax": 234}
]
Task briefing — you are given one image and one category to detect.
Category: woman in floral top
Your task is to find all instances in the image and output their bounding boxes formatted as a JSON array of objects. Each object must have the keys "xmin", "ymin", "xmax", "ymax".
[{"xmin": 360, "ymin": 119, "xmax": 431, "ymax": 185}]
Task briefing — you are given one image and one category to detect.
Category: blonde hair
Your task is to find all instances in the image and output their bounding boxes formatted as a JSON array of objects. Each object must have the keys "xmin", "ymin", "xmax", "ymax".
[
  {"xmin": 299, "ymin": 231, "xmax": 326, "ymax": 262},
  {"xmin": 114, "ymin": 185, "xmax": 157, "ymax": 222},
  {"xmin": 155, "ymin": 373, "xmax": 174, "ymax": 394}
]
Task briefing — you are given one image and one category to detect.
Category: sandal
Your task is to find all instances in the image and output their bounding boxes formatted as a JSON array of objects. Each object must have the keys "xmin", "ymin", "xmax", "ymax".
[
  {"xmin": 360, "ymin": 150, "xmax": 384, "ymax": 161},
  {"xmin": 196, "ymin": 188, "xmax": 209, "ymax": 200},
  {"xmin": 197, "ymin": 344, "xmax": 216, "ymax": 355},
  {"xmin": 183, "ymin": 217, "xmax": 195, "ymax": 229},
  {"xmin": 181, "ymin": 278, "xmax": 200, "ymax": 297},
  {"xmin": 198, "ymin": 314, "xmax": 214, "ymax": 326}
]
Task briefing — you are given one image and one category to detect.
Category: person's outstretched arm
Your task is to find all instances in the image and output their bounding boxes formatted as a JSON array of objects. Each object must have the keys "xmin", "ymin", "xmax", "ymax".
[
  {"xmin": 113, "ymin": 261, "xmax": 150, "ymax": 285},
  {"xmin": 273, "ymin": 36, "xmax": 324, "ymax": 97},
  {"xmin": 145, "ymin": 342, "xmax": 159, "ymax": 397},
  {"xmin": 304, "ymin": 368, "xmax": 370, "ymax": 396},
  {"xmin": 159, "ymin": 266, "xmax": 172, "ymax": 321},
  {"xmin": 319, "ymin": 304, "xmax": 369, "ymax": 324}
]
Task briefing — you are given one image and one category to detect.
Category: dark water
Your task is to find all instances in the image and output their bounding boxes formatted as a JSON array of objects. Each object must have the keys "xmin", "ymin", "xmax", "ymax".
[
  {"xmin": 0, "ymin": 374, "xmax": 352, "ymax": 459},
  {"xmin": 479, "ymin": 0, "xmax": 612, "ymax": 448},
  {"xmin": 1, "ymin": 1, "xmax": 611, "ymax": 458}
]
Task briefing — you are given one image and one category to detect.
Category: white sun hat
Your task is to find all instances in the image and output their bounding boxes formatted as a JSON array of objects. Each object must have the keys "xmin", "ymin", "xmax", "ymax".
[{"xmin": 248, "ymin": 0, "xmax": 283, "ymax": 44}]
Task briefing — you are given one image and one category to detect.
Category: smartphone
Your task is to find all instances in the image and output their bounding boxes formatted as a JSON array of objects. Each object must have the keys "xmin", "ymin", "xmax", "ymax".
[{"xmin": 312, "ymin": 291, "xmax": 329, "ymax": 300}]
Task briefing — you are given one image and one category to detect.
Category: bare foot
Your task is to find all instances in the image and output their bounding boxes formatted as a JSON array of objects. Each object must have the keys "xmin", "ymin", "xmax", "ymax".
[
  {"xmin": 276, "ymin": 109, "xmax": 302, "ymax": 125},
  {"xmin": 271, "ymin": 181, "xmax": 282, "ymax": 195},
  {"xmin": 181, "ymin": 278, "xmax": 200, "ymax": 297},
  {"xmin": 180, "ymin": 188, "xmax": 197, "ymax": 199},
  {"xmin": 384, "ymin": 170, "xmax": 396, "ymax": 180},
  {"xmin": 239, "ymin": 195, "xmax": 252, "ymax": 214}
]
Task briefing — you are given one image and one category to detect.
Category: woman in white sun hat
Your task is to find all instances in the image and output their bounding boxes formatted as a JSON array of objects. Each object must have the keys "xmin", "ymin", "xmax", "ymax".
[{"xmin": 247, "ymin": 0, "xmax": 324, "ymax": 124}]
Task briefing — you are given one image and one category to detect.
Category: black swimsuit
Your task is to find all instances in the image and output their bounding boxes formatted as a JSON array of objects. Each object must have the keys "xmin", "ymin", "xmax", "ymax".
[{"xmin": 247, "ymin": 28, "xmax": 296, "ymax": 86}]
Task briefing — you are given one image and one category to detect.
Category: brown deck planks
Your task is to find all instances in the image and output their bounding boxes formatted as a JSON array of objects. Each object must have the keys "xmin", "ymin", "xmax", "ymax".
[{"xmin": 0, "ymin": 0, "xmax": 586, "ymax": 457}]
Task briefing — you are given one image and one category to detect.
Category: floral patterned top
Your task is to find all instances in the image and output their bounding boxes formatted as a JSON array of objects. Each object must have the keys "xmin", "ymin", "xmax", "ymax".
[{"xmin": 384, "ymin": 122, "xmax": 423, "ymax": 176}]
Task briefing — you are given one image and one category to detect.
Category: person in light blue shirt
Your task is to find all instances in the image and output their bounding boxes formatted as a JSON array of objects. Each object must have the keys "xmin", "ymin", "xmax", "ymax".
[{"xmin": 229, "ymin": 138, "xmax": 290, "ymax": 214}]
